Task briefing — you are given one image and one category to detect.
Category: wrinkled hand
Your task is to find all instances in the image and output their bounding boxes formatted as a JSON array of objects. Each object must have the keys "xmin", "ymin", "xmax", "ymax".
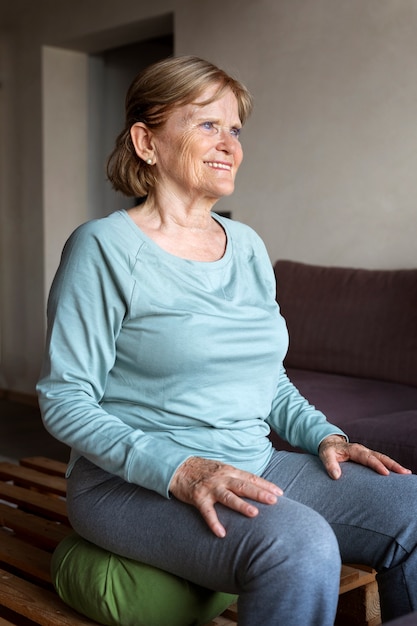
[
  {"xmin": 319, "ymin": 435, "xmax": 412, "ymax": 480},
  {"xmin": 169, "ymin": 457, "xmax": 283, "ymax": 538}
]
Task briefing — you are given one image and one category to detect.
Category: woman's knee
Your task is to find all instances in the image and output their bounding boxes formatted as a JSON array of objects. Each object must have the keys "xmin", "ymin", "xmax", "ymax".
[
  {"xmin": 235, "ymin": 498, "xmax": 341, "ymax": 586},
  {"xmin": 283, "ymin": 505, "xmax": 341, "ymax": 578}
]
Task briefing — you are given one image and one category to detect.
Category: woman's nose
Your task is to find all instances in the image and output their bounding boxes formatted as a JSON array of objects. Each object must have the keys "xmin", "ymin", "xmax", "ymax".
[{"xmin": 216, "ymin": 128, "xmax": 238, "ymax": 153}]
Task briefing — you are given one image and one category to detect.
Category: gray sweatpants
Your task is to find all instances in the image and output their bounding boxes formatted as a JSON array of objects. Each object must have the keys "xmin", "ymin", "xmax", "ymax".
[{"xmin": 67, "ymin": 451, "xmax": 417, "ymax": 625}]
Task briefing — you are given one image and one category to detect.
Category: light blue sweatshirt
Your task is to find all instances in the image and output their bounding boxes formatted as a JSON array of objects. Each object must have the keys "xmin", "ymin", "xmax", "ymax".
[{"xmin": 37, "ymin": 210, "xmax": 345, "ymax": 497}]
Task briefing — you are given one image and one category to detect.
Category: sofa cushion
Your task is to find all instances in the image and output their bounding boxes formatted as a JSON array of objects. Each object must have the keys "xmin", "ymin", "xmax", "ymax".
[
  {"xmin": 344, "ymin": 410, "xmax": 417, "ymax": 472},
  {"xmin": 274, "ymin": 260, "xmax": 417, "ymax": 387},
  {"xmin": 51, "ymin": 533, "xmax": 236, "ymax": 626},
  {"xmin": 269, "ymin": 368, "xmax": 417, "ymax": 473},
  {"xmin": 287, "ymin": 368, "xmax": 417, "ymax": 422}
]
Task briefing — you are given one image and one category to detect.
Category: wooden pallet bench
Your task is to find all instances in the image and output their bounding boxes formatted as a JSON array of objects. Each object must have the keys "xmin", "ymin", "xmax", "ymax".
[{"xmin": 0, "ymin": 457, "xmax": 380, "ymax": 626}]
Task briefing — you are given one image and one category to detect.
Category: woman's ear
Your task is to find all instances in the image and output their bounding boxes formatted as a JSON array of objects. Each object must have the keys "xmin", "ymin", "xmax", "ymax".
[{"xmin": 130, "ymin": 123, "xmax": 155, "ymax": 162}]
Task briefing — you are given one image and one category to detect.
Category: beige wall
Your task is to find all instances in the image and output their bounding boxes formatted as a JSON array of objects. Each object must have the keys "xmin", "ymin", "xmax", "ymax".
[
  {"xmin": 177, "ymin": 0, "xmax": 417, "ymax": 269},
  {"xmin": 1, "ymin": 0, "xmax": 417, "ymax": 394}
]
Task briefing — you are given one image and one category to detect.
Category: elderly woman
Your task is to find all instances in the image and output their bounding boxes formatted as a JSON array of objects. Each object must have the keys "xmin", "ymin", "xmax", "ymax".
[{"xmin": 37, "ymin": 56, "xmax": 417, "ymax": 625}]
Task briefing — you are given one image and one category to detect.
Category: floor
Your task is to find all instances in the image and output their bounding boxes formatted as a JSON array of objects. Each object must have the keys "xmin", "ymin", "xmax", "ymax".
[{"xmin": 0, "ymin": 397, "xmax": 70, "ymax": 463}]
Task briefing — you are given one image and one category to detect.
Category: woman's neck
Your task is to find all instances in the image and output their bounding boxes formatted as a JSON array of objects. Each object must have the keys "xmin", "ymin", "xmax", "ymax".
[
  {"xmin": 127, "ymin": 195, "xmax": 227, "ymax": 262},
  {"xmin": 132, "ymin": 190, "xmax": 218, "ymax": 232}
]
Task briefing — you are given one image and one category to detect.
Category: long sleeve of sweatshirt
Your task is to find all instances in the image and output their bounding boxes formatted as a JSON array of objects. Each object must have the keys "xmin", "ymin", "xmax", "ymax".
[{"xmin": 37, "ymin": 210, "xmax": 346, "ymax": 498}]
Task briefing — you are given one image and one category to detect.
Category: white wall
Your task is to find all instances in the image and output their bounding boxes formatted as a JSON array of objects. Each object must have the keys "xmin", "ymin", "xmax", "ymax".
[
  {"xmin": 1, "ymin": 0, "xmax": 417, "ymax": 394},
  {"xmin": 42, "ymin": 47, "xmax": 89, "ymax": 292}
]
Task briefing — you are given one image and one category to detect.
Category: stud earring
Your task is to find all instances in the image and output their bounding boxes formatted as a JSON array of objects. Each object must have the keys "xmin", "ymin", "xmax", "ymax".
[{"xmin": 146, "ymin": 158, "xmax": 152, "ymax": 165}]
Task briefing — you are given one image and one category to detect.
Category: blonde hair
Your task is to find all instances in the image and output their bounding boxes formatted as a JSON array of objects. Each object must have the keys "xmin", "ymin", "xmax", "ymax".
[{"xmin": 106, "ymin": 55, "xmax": 253, "ymax": 198}]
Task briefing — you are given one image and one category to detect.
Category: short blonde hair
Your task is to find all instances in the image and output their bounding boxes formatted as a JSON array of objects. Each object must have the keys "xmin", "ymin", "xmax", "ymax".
[{"xmin": 106, "ymin": 55, "xmax": 253, "ymax": 198}]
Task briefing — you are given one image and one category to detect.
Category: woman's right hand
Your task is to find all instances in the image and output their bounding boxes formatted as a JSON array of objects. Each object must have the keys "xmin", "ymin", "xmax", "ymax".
[{"xmin": 169, "ymin": 456, "xmax": 283, "ymax": 538}]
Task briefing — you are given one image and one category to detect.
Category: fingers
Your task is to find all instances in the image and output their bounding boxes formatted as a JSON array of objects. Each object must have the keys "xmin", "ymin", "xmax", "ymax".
[
  {"xmin": 226, "ymin": 472, "xmax": 284, "ymax": 503},
  {"xmin": 169, "ymin": 457, "xmax": 283, "ymax": 537},
  {"xmin": 319, "ymin": 436, "xmax": 347, "ymax": 479},
  {"xmin": 319, "ymin": 436, "xmax": 413, "ymax": 478},
  {"xmin": 381, "ymin": 457, "xmax": 412, "ymax": 475},
  {"xmin": 353, "ymin": 445, "xmax": 390, "ymax": 476},
  {"xmin": 199, "ymin": 501, "xmax": 227, "ymax": 538},
  {"xmin": 323, "ymin": 457, "xmax": 342, "ymax": 480},
  {"xmin": 349, "ymin": 445, "xmax": 412, "ymax": 476},
  {"xmin": 198, "ymin": 477, "xmax": 282, "ymax": 537},
  {"xmin": 199, "ymin": 487, "xmax": 260, "ymax": 538},
  {"xmin": 320, "ymin": 449, "xmax": 342, "ymax": 479}
]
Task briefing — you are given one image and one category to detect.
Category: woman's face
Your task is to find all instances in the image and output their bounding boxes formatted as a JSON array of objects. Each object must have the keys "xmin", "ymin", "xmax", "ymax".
[{"xmin": 152, "ymin": 85, "xmax": 244, "ymax": 203}]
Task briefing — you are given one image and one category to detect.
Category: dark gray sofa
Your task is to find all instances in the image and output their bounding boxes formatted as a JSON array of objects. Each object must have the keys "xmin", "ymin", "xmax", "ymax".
[{"xmin": 270, "ymin": 259, "xmax": 417, "ymax": 473}]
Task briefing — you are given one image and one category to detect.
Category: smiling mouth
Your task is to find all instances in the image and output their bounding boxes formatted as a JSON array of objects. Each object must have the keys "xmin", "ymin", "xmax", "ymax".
[{"xmin": 205, "ymin": 161, "xmax": 232, "ymax": 171}]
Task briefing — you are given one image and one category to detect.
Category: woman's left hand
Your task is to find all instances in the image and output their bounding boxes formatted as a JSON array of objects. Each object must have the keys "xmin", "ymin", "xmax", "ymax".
[{"xmin": 319, "ymin": 435, "xmax": 412, "ymax": 479}]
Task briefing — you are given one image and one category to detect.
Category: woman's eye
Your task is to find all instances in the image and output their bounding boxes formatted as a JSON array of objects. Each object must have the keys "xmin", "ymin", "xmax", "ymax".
[
  {"xmin": 201, "ymin": 121, "xmax": 216, "ymax": 132},
  {"xmin": 199, "ymin": 122, "xmax": 241, "ymax": 138}
]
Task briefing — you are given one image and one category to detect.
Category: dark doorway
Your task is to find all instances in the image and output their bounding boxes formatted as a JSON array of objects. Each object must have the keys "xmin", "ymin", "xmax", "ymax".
[{"xmin": 88, "ymin": 33, "xmax": 174, "ymax": 218}]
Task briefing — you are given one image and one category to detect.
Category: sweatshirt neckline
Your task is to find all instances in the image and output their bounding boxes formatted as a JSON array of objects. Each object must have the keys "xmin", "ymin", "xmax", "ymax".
[{"xmin": 118, "ymin": 209, "xmax": 233, "ymax": 269}]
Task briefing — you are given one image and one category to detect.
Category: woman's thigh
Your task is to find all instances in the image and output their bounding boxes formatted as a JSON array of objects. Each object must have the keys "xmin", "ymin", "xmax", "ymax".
[
  {"xmin": 263, "ymin": 450, "xmax": 417, "ymax": 570},
  {"xmin": 66, "ymin": 455, "xmax": 340, "ymax": 595}
]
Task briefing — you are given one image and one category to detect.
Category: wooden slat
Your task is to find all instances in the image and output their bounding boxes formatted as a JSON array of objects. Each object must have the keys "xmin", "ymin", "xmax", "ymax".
[
  {"xmin": 0, "ymin": 530, "xmax": 52, "ymax": 584},
  {"xmin": 349, "ymin": 563, "xmax": 374, "ymax": 574},
  {"xmin": 221, "ymin": 603, "xmax": 238, "ymax": 620},
  {"xmin": 0, "ymin": 482, "xmax": 68, "ymax": 524},
  {"xmin": 337, "ymin": 579, "xmax": 381, "ymax": 626},
  {"xmin": 0, "ymin": 568, "xmax": 99, "ymax": 625},
  {"xmin": 339, "ymin": 564, "xmax": 360, "ymax": 590},
  {"xmin": 0, "ymin": 503, "xmax": 71, "ymax": 551},
  {"xmin": 20, "ymin": 457, "xmax": 67, "ymax": 478},
  {"xmin": 0, "ymin": 463, "xmax": 66, "ymax": 497},
  {"xmin": 339, "ymin": 566, "xmax": 377, "ymax": 595}
]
